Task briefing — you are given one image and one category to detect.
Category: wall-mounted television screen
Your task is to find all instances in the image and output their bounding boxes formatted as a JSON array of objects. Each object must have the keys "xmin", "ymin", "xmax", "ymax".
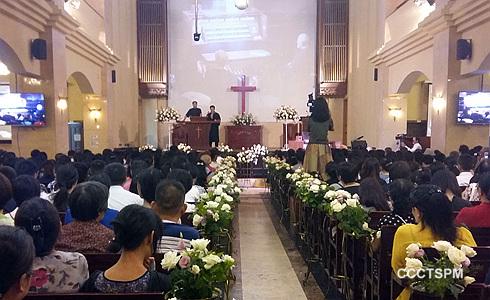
[
  {"xmin": 457, "ymin": 91, "xmax": 490, "ymax": 125},
  {"xmin": 0, "ymin": 93, "xmax": 46, "ymax": 127}
]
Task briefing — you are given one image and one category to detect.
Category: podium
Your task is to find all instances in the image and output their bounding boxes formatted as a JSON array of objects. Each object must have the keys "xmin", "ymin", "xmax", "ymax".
[{"xmin": 172, "ymin": 119, "xmax": 213, "ymax": 150}]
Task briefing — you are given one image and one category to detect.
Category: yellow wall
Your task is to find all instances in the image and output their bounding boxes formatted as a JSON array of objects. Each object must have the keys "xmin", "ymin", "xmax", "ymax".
[{"xmin": 406, "ymin": 81, "xmax": 428, "ymax": 121}]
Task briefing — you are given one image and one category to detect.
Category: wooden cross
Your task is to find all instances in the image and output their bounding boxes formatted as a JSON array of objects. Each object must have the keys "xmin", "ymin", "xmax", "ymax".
[
  {"xmin": 230, "ymin": 75, "xmax": 256, "ymax": 114},
  {"xmin": 196, "ymin": 126, "xmax": 203, "ymax": 140}
]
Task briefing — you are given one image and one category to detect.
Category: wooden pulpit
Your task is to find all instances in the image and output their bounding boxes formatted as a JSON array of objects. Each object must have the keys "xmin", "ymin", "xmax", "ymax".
[{"xmin": 172, "ymin": 120, "xmax": 213, "ymax": 150}]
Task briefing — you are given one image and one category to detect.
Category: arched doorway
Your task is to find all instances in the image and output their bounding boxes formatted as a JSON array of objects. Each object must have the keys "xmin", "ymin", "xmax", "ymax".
[
  {"xmin": 397, "ymin": 71, "xmax": 431, "ymax": 138},
  {"xmin": 66, "ymin": 72, "xmax": 99, "ymax": 152}
]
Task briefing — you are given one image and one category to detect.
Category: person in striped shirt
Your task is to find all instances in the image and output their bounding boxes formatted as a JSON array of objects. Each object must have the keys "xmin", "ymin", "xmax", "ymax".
[{"xmin": 151, "ymin": 180, "xmax": 200, "ymax": 254}]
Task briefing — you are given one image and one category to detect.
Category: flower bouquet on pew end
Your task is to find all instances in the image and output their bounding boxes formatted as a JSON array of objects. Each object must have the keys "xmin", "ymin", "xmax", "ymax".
[
  {"xmin": 324, "ymin": 190, "xmax": 372, "ymax": 238},
  {"xmin": 162, "ymin": 239, "xmax": 235, "ymax": 300},
  {"xmin": 401, "ymin": 241, "xmax": 477, "ymax": 299}
]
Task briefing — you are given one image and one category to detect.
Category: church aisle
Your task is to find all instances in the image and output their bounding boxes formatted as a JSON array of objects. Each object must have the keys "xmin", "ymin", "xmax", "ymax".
[{"xmin": 236, "ymin": 188, "xmax": 309, "ymax": 300}]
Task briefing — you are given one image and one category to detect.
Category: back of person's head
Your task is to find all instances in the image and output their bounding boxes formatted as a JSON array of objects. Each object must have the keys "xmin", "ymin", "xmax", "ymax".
[
  {"xmin": 325, "ymin": 162, "xmax": 338, "ymax": 180},
  {"xmin": 209, "ymin": 148, "xmax": 220, "ymax": 161},
  {"xmin": 87, "ymin": 173, "xmax": 112, "ymax": 189},
  {"xmin": 12, "ymin": 175, "xmax": 41, "ymax": 207},
  {"xmin": 310, "ymin": 97, "xmax": 330, "ymax": 122},
  {"xmin": 0, "ymin": 226, "xmax": 35, "ymax": 298},
  {"xmin": 14, "ymin": 198, "xmax": 61, "ymax": 257},
  {"xmin": 429, "ymin": 161, "xmax": 447, "ymax": 175},
  {"xmin": 459, "ymin": 145, "xmax": 470, "ymax": 154},
  {"xmin": 475, "ymin": 159, "xmax": 490, "ymax": 175},
  {"xmin": 410, "ymin": 184, "xmax": 456, "ymax": 242},
  {"xmin": 431, "ymin": 169, "xmax": 461, "ymax": 197},
  {"xmin": 88, "ymin": 160, "xmax": 106, "ymax": 176},
  {"xmin": 130, "ymin": 159, "xmax": 149, "ymax": 178},
  {"xmin": 389, "ymin": 161, "xmax": 411, "ymax": 181},
  {"xmin": 478, "ymin": 172, "xmax": 490, "ymax": 201},
  {"xmin": 111, "ymin": 204, "xmax": 162, "ymax": 253},
  {"xmin": 73, "ymin": 162, "xmax": 89, "ymax": 183},
  {"xmin": 0, "ymin": 173, "xmax": 12, "ymax": 210},
  {"xmin": 53, "ymin": 164, "xmax": 79, "ymax": 212},
  {"xmin": 104, "ymin": 162, "xmax": 127, "ymax": 186},
  {"xmin": 359, "ymin": 157, "xmax": 380, "ymax": 181},
  {"xmin": 69, "ymin": 182, "xmax": 108, "ymax": 222},
  {"xmin": 388, "ymin": 179, "xmax": 414, "ymax": 216},
  {"xmin": 154, "ymin": 180, "xmax": 186, "ymax": 215},
  {"xmin": 458, "ymin": 153, "xmax": 475, "ymax": 172},
  {"xmin": 191, "ymin": 161, "xmax": 208, "ymax": 187},
  {"xmin": 167, "ymin": 169, "xmax": 193, "ymax": 192},
  {"xmin": 359, "ymin": 177, "xmax": 390, "ymax": 211},
  {"xmin": 413, "ymin": 168, "xmax": 432, "ymax": 185},
  {"xmin": 137, "ymin": 167, "xmax": 165, "ymax": 202},
  {"xmin": 0, "ymin": 165, "xmax": 17, "ymax": 183},
  {"xmin": 337, "ymin": 162, "xmax": 358, "ymax": 183},
  {"xmin": 422, "ymin": 155, "xmax": 434, "ymax": 166},
  {"xmin": 434, "ymin": 151, "xmax": 446, "ymax": 163},
  {"xmin": 15, "ymin": 159, "xmax": 38, "ymax": 177},
  {"xmin": 170, "ymin": 155, "xmax": 190, "ymax": 171}
]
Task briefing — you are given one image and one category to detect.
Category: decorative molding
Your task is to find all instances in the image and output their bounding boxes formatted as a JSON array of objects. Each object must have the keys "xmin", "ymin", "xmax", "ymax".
[
  {"xmin": 369, "ymin": 0, "xmax": 490, "ymax": 67},
  {"xmin": 0, "ymin": 0, "xmax": 119, "ymax": 67},
  {"xmin": 139, "ymin": 82, "xmax": 167, "ymax": 98}
]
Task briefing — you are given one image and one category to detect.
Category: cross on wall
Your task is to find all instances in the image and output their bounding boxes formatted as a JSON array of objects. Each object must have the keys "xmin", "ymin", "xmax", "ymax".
[{"xmin": 230, "ymin": 75, "xmax": 256, "ymax": 114}]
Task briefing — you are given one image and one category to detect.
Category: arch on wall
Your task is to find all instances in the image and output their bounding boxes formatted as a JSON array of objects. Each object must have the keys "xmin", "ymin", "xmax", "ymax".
[
  {"xmin": 0, "ymin": 39, "xmax": 26, "ymax": 74},
  {"xmin": 68, "ymin": 71, "xmax": 95, "ymax": 94},
  {"xmin": 397, "ymin": 71, "xmax": 430, "ymax": 94}
]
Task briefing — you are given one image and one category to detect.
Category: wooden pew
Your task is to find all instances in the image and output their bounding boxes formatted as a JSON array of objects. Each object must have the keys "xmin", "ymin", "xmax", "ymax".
[
  {"xmin": 83, "ymin": 253, "xmax": 120, "ymax": 274},
  {"xmin": 469, "ymin": 227, "xmax": 490, "ymax": 246},
  {"xmin": 25, "ymin": 293, "xmax": 164, "ymax": 300},
  {"xmin": 364, "ymin": 225, "xmax": 398, "ymax": 300}
]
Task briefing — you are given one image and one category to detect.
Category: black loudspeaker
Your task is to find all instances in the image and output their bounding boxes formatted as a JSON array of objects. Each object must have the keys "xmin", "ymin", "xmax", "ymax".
[
  {"xmin": 374, "ymin": 68, "xmax": 379, "ymax": 81},
  {"xmin": 111, "ymin": 70, "xmax": 116, "ymax": 83},
  {"xmin": 456, "ymin": 39, "xmax": 472, "ymax": 60},
  {"xmin": 31, "ymin": 39, "xmax": 47, "ymax": 60}
]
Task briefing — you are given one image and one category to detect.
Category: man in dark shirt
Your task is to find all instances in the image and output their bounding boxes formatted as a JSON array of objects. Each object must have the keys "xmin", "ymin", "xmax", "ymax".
[{"xmin": 185, "ymin": 101, "xmax": 202, "ymax": 118}]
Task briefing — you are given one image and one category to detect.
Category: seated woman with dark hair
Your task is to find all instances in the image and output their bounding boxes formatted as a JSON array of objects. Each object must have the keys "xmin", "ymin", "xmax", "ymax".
[
  {"xmin": 81, "ymin": 205, "xmax": 170, "ymax": 293},
  {"xmin": 431, "ymin": 169, "xmax": 471, "ymax": 211},
  {"xmin": 14, "ymin": 198, "xmax": 88, "ymax": 293},
  {"xmin": 376, "ymin": 179, "xmax": 415, "ymax": 230},
  {"xmin": 56, "ymin": 182, "xmax": 114, "ymax": 253},
  {"xmin": 0, "ymin": 226, "xmax": 35, "ymax": 300},
  {"xmin": 456, "ymin": 172, "xmax": 490, "ymax": 227},
  {"xmin": 0, "ymin": 173, "xmax": 14, "ymax": 226},
  {"xmin": 391, "ymin": 185, "xmax": 476, "ymax": 300},
  {"xmin": 50, "ymin": 164, "xmax": 79, "ymax": 212},
  {"xmin": 359, "ymin": 177, "xmax": 391, "ymax": 212}
]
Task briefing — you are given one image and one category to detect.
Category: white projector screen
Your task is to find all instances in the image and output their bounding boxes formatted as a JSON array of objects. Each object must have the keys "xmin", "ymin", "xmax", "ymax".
[{"xmin": 168, "ymin": 0, "xmax": 316, "ymax": 122}]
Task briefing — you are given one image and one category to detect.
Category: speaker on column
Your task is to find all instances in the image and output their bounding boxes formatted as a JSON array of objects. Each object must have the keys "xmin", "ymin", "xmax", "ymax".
[
  {"xmin": 374, "ymin": 68, "xmax": 379, "ymax": 81},
  {"xmin": 31, "ymin": 39, "xmax": 47, "ymax": 60},
  {"xmin": 456, "ymin": 39, "xmax": 472, "ymax": 60},
  {"xmin": 111, "ymin": 70, "xmax": 116, "ymax": 83}
]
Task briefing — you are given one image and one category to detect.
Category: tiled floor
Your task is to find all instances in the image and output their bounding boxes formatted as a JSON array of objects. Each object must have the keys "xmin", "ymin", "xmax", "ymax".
[{"xmin": 234, "ymin": 188, "xmax": 310, "ymax": 300}]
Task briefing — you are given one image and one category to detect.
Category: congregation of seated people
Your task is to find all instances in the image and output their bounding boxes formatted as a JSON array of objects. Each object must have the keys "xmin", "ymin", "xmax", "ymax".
[{"xmin": 0, "ymin": 146, "xmax": 214, "ymax": 298}]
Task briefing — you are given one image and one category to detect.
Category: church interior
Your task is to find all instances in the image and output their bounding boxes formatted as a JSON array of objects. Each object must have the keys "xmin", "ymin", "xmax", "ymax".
[{"xmin": 2, "ymin": 0, "xmax": 490, "ymax": 299}]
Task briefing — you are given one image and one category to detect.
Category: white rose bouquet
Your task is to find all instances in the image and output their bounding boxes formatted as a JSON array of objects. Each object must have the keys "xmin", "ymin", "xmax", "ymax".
[
  {"xmin": 217, "ymin": 143, "xmax": 233, "ymax": 154},
  {"xmin": 294, "ymin": 177, "xmax": 330, "ymax": 208},
  {"xmin": 177, "ymin": 143, "xmax": 192, "ymax": 153},
  {"xmin": 402, "ymin": 242, "xmax": 477, "ymax": 298},
  {"xmin": 231, "ymin": 113, "xmax": 256, "ymax": 126},
  {"xmin": 273, "ymin": 105, "xmax": 299, "ymax": 121},
  {"xmin": 156, "ymin": 107, "xmax": 181, "ymax": 123},
  {"xmin": 324, "ymin": 194, "xmax": 371, "ymax": 238},
  {"xmin": 138, "ymin": 144, "xmax": 157, "ymax": 152},
  {"xmin": 193, "ymin": 191, "xmax": 235, "ymax": 237},
  {"xmin": 161, "ymin": 238, "xmax": 235, "ymax": 299}
]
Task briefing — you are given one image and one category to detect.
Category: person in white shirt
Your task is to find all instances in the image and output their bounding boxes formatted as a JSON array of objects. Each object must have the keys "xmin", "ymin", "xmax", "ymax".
[
  {"xmin": 456, "ymin": 153, "xmax": 475, "ymax": 187},
  {"xmin": 104, "ymin": 163, "xmax": 143, "ymax": 211},
  {"xmin": 406, "ymin": 137, "xmax": 422, "ymax": 153}
]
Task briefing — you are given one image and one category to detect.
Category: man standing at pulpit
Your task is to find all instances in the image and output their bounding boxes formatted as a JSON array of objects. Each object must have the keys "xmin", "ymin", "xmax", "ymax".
[
  {"xmin": 185, "ymin": 101, "xmax": 202, "ymax": 118},
  {"xmin": 206, "ymin": 105, "xmax": 221, "ymax": 147}
]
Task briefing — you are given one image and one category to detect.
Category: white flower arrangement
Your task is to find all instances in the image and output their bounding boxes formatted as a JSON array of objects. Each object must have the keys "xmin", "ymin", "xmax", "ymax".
[
  {"xmin": 231, "ymin": 113, "xmax": 256, "ymax": 126},
  {"xmin": 402, "ymin": 242, "xmax": 477, "ymax": 298},
  {"xmin": 217, "ymin": 143, "xmax": 233, "ymax": 154},
  {"xmin": 177, "ymin": 143, "xmax": 192, "ymax": 153},
  {"xmin": 273, "ymin": 105, "xmax": 299, "ymax": 121},
  {"xmin": 138, "ymin": 144, "xmax": 157, "ymax": 152},
  {"xmin": 250, "ymin": 144, "xmax": 268, "ymax": 156},
  {"xmin": 264, "ymin": 156, "xmax": 292, "ymax": 172},
  {"xmin": 156, "ymin": 107, "xmax": 181, "ymax": 123}
]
